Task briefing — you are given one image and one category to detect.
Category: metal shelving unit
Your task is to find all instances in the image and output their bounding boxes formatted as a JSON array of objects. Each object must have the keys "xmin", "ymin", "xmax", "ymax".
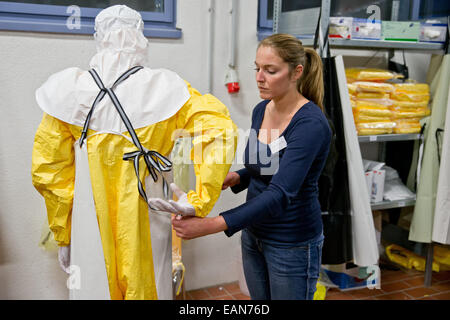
[
  {"xmin": 273, "ymin": 0, "xmax": 445, "ymax": 288},
  {"xmin": 361, "ymin": 134, "xmax": 421, "ymax": 211},
  {"xmin": 371, "ymin": 197, "xmax": 416, "ymax": 210},
  {"xmin": 298, "ymin": 38, "xmax": 445, "ymax": 51},
  {"xmin": 358, "ymin": 133, "xmax": 422, "ymax": 143},
  {"xmin": 329, "ymin": 38, "xmax": 445, "ymax": 50}
]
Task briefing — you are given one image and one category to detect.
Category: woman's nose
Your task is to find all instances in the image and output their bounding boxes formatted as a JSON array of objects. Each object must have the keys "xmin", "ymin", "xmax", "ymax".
[{"xmin": 256, "ymin": 70, "xmax": 264, "ymax": 82}]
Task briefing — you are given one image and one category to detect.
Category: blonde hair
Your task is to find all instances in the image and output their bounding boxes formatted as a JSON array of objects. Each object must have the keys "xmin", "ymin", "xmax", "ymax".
[{"xmin": 258, "ymin": 33, "xmax": 324, "ymax": 111}]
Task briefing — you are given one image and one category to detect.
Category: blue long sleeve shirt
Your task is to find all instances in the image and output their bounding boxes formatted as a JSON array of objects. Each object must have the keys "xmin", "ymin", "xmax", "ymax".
[{"xmin": 220, "ymin": 100, "xmax": 331, "ymax": 244}]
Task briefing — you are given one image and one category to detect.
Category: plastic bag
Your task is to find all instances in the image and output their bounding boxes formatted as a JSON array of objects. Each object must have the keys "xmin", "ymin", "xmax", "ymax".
[
  {"xmin": 353, "ymin": 113, "xmax": 391, "ymax": 123},
  {"xmin": 390, "ymin": 106, "xmax": 431, "ymax": 119},
  {"xmin": 353, "ymin": 81, "xmax": 395, "ymax": 93},
  {"xmin": 356, "ymin": 121, "xmax": 395, "ymax": 135},
  {"xmin": 356, "ymin": 121, "xmax": 396, "ymax": 129},
  {"xmin": 393, "ymin": 119, "xmax": 421, "ymax": 134},
  {"xmin": 392, "ymin": 100, "xmax": 429, "ymax": 108},
  {"xmin": 353, "ymin": 105, "xmax": 392, "ymax": 118},
  {"xmin": 393, "ymin": 83, "xmax": 429, "ymax": 93},
  {"xmin": 356, "ymin": 98, "xmax": 394, "ymax": 108},
  {"xmin": 347, "ymin": 83, "xmax": 357, "ymax": 95},
  {"xmin": 356, "ymin": 92, "xmax": 390, "ymax": 99},
  {"xmin": 391, "ymin": 92, "xmax": 430, "ymax": 103},
  {"xmin": 346, "ymin": 68, "xmax": 400, "ymax": 82}
]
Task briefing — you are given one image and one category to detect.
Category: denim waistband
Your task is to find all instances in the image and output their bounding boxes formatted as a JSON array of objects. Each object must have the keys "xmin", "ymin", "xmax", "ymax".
[{"xmin": 244, "ymin": 228, "xmax": 324, "ymax": 249}]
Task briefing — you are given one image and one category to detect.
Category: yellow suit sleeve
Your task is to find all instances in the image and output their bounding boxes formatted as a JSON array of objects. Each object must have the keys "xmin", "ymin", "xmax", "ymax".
[
  {"xmin": 176, "ymin": 82, "xmax": 238, "ymax": 217},
  {"xmin": 31, "ymin": 113, "xmax": 75, "ymax": 246}
]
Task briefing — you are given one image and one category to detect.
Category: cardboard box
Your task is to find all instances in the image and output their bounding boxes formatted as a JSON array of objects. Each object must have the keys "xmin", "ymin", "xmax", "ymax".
[
  {"xmin": 352, "ymin": 18, "xmax": 381, "ymax": 40},
  {"xmin": 329, "ymin": 17, "xmax": 353, "ymax": 39},
  {"xmin": 420, "ymin": 22, "xmax": 448, "ymax": 43},
  {"xmin": 382, "ymin": 21, "xmax": 420, "ymax": 41},
  {"xmin": 371, "ymin": 169, "xmax": 385, "ymax": 203}
]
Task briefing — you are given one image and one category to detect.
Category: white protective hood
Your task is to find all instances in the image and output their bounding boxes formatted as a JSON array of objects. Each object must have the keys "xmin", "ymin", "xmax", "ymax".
[{"xmin": 35, "ymin": 5, "xmax": 190, "ymax": 132}]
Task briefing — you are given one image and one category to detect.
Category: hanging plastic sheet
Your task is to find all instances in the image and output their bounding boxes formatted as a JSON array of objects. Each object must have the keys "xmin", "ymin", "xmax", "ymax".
[
  {"xmin": 314, "ymin": 10, "xmax": 353, "ymax": 265},
  {"xmin": 335, "ymin": 55, "xmax": 379, "ymax": 267},
  {"xmin": 319, "ymin": 53, "xmax": 353, "ymax": 264},
  {"xmin": 409, "ymin": 55, "xmax": 450, "ymax": 243},
  {"xmin": 432, "ymin": 59, "xmax": 450, "ymax": 245}
]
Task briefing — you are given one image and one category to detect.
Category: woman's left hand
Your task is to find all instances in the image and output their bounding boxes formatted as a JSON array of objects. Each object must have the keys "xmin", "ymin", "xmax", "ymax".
[{"xmin": 171, "ymin": 215, "xmax": 228, "ymax": 240}]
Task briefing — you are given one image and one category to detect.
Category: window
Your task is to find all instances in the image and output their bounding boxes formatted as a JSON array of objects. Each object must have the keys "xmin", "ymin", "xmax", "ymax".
[
  {"xmin": 258, "ymin": 0, "xmax": 273, "ymax": 40},
  {"xmin": 258, "ymin": 0, "xmax": 322, "ymax": 40},
  {"xmin": 418, "ymin": 0, "xmax": 450, "ymax": 19},
  {"xmin": 258, "ymin": 0, "xmax": 450, "ymax": 40},
  {"xmin": 0, "ymin": 0, "xmax": 180, "ymax": 38}
]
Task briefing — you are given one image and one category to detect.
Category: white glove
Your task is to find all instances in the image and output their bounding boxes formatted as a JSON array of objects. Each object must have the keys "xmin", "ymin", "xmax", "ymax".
[
  {"xmin": 148, "ymin": 183, "xmax": 195, "ymax": 216},
  {"xmin": 58, "ymin": 245, "xmax": 71, "ymax": 274}
]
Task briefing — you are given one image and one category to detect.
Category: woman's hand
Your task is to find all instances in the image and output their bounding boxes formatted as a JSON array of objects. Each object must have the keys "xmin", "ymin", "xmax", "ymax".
[
  {"xmin": 222, "ymin": 171, "xmax": 241, "ymax": 190},
  {"xmin": 172, "ymin": 215, "xmax": 228, "ymax": 240}
]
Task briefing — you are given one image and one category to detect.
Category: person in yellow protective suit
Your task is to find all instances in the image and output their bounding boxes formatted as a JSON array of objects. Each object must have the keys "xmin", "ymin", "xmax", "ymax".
[{"xmin": 31, "ymin": 5, "xmax": 237, "ymax": 300}]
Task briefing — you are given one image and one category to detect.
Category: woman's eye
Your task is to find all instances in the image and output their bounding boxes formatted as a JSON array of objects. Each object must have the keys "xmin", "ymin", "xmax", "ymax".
[{"xmin": 254, "ymin": 67, "xmax": 276, "ymax": 74}]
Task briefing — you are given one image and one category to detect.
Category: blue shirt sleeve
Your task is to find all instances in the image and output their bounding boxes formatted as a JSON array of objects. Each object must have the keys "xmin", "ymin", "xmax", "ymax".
[
  {"xmin": 230, "ymin": 168, "xmax": 251, "ymax": 194},
  {"xmin": 220, "ymin": 115, "xmax": 330, "ymax": 237}
]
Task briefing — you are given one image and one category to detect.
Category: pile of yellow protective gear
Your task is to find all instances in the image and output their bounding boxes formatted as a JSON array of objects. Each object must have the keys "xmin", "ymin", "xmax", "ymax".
[
  {"xmin": 346, "ymin": 68, "xmax": 431, "ymax": 135},
  {"xmin": 346, "ymin": 68, "xmax": 401, "ymax": 83},
  {"xmin": 390, "ymin": 83, "xmax": 431, "ymax": 134},
  {"xmin": 349, "ymin": 81, "xmax": 396, "ymax": 135},
  {"xmin": 385, "ymin": 244, "xmax": 450, "ymax": 272}
]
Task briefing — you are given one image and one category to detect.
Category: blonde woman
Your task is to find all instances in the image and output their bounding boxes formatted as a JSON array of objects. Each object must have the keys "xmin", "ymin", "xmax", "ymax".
[{"xmin": 165, "ymin": 34, "xmax": 331, "ymax": 300}]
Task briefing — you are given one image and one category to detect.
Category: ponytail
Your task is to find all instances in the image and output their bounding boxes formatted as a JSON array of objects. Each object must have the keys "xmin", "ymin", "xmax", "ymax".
[{"xmin": 298, "ymin": 48, "xmax": 324, "ymax": 111}]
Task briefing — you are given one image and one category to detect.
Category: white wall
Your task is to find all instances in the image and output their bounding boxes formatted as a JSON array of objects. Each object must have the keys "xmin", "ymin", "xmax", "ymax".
[{"xmin": 0, "ymin": 0, "xmax": 434, "ymax": 299}]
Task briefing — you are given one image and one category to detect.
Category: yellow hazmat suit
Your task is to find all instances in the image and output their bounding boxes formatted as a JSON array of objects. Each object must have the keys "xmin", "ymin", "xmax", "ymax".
[{"xmin": 31, "ymin": 5, "xmax": 237, "ymax": 300}]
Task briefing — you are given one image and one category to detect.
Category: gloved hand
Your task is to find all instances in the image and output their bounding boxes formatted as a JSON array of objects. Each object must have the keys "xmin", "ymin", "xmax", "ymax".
[
  {"xmin": 148, "ymin": 183, "xmax": 196, "ymax": 216},
  {"xmin": 58, "ymin": 245, "xmax": 71, "ymax": 274}
]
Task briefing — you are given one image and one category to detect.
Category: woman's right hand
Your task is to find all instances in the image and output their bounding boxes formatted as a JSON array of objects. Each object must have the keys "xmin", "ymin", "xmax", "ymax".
[{"xmin": 222, "ymin": 171, "xmax": 240, "ymax": 190}]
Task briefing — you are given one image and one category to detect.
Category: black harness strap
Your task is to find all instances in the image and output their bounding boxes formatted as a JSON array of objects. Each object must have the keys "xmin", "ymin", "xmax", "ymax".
[{"xmin": 80, "ymin": 66, "xmax": 172, "ymax": 204}]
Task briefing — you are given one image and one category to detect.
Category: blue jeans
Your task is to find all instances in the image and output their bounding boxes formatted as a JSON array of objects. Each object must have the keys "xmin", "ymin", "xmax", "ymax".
[{"xmin": 241, "ymin": 229, "xmax": 324, "ymax": 300}]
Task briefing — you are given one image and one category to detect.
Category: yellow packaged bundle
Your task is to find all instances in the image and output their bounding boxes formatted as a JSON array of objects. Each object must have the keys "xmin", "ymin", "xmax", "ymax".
[
  {"xmin": 347, "ymin": 83, "xmax": 357, "ymax": 95},
  {"xmin": 390, "ymin": 106, "xmax": 431, "ymax": 119},
  {"xmin": 356, "ymin": 121, "xmax": 396, "ymax": 129},
  {"xmin": 392, "ymin": 100, "xmax": 429, "ymax": 108},
  {"xmin": 356, "ymin": 126, "xmax": 393, "ymax": 135},
  {"xmin": 434, "ymin": 245, "xmax": 450, "ymax": 268},
  {"xmin": 356, "ymin": 92, "xmax": 390, "ymax": 99},
  {"xmin": 353, "ymin": 81, "xmax": 395, "ymax": 93},
  {"xmin": 394, "ymin": 83, "xmax": 429, "ymax": 94},
  {"xmin": 350, "ymin": 99, "xmax": 356, "ymax": 108},
  {"xmin": 354, "ymin": 106, "xmax": 392, "ymax": 118},
  {"xmin": 393, "ymin": 119, "xmax": 421, "ymax": 134},
  {"xmin": 345, "ymin": 68, "xmax": 398, "ymax": 82},
  {"xmin": 353, "ymin": 113, "xmax": 391, "ymax": 123},
  {"xmin": 385, "ymin": 244, "xmax": 446, "ymax": 272},
  {"xmin": 356, "ymin": 120, "xmax": 396, "ymax": 135},
  {"xmin": 391, "ymin": 92, "xmax": 430, "ymax": 103},
  {"xmin": 355, "ymin": 98, "xmax": 393, "ymax": 108}
]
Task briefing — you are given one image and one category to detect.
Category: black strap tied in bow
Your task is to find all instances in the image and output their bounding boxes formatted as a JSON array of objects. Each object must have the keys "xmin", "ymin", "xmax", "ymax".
[{"xmin": 81, "ymin": 66, "xmax": 172, "ymax": 203}]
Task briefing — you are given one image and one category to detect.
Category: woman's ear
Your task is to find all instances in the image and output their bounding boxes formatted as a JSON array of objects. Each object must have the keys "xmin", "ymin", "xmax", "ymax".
[{"xmin": 292, "ymin": 64, "xmax": 303, "ymax": 81}]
